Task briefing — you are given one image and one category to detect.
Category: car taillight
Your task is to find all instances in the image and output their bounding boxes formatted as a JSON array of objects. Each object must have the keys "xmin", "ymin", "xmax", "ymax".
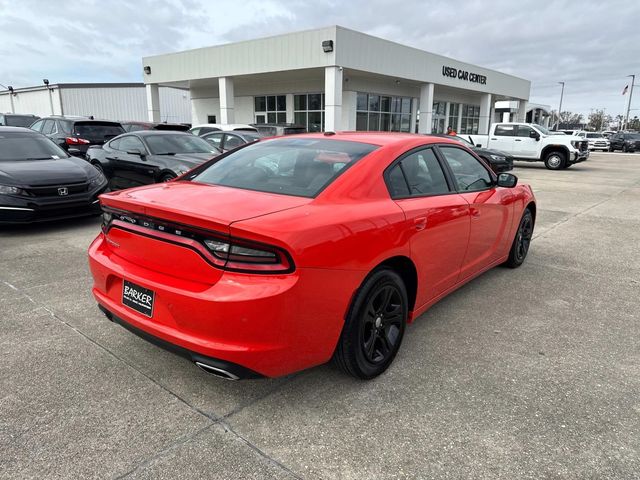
[
  {"xmin": 102, "ymin": 208, "xmax": 294, "ymax": 274},
  {"xmin": 66, "ymin": 137, "xmax": 90, "ymax": 145},
  {"xmin": 203, "ymin": 237, "xmax": 292, "ymax": 273}
]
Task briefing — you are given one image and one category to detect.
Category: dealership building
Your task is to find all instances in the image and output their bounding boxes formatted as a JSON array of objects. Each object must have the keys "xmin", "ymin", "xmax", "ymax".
[{"xmin": 142, "ymin": 26, "xmax": 531, "ymax": 134}]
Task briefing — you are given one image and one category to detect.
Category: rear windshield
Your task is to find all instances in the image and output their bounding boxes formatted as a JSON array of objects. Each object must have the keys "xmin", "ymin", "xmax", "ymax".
[
  {"xmin": 154, "ymin": 124, "xmax": 190, "ymax": 131},
  {"xmin": 191, "ymin": 138, "xmax": 378, "ymax": 198},
  {"xmin": 586, "ymin": 133, "xmax": 601, "ymax": 138},
  {"xmin": 0, "ymin": 133, "xmax": 69, "ymax": 160},
  {"xmin": 74, "ymin": 122, "xmax": 124, "ymax": 141},
  {"xmin": 3, "ymin": 115, "xmax": 39, "ymax": 127}
]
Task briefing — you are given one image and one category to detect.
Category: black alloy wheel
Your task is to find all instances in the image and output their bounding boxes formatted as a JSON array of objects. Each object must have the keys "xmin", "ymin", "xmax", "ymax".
[
  {"xmin": 361, "ymin": 284, "xmax": 404, "ymax": 364},
  {"xmin": 505, "ymin": 208, "xmax": 534, "ymax": 268},
  {"xmin": 333, "ymin": 269, "xmax": 408, "ymax": 379}
]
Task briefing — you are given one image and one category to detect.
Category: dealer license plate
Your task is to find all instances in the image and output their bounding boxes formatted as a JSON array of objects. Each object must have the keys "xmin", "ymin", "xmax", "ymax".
[{"xmin": 122, "ymin": 280, "xmax": 155, "ymax": 318}]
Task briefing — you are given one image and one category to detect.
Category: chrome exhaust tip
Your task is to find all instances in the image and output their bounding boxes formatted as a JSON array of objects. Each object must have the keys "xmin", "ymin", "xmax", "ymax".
[{"xmin": 195, "ymin": 361, "xmax": 239, "ymax": 380}]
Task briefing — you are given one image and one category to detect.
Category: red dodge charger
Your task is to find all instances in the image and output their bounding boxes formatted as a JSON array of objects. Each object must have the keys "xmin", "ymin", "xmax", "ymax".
[{"xmin": 89, "ymin": 132, "xmax": 536, "ymax": 380}]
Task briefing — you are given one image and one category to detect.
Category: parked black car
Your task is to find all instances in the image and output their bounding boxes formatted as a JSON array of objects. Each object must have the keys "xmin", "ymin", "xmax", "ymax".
[
  {"xmin": 431, "ymin": 134, "xmax": 514, "ymax": 173},
  {"xmin": 0, "ymin": 113, "xmax": 40, "ymax": 127},
  {"xmin": 29, "ymin": 116, "xmax": 125, "ymax": 158},
  {"xmin": 202, "ymin": 130, "xmax": 262, "ymax": 152},
  {"xmin": 121, "ymin": 121, "xmax": 190, "ymax": 133},
  {"xmin": 85, "ymin": 130, "xmax": 221, "ymax": 190},
  {"xmin": 0, "ymin": 127, "xmax": 107, "ymax": 224},
  {"xmin": 608, "ymin": 132, "xmax": 640, "ymax": 152},
  {"xmin": 250, "ymin": 123, "xmax": 306, "ymax": 136}
]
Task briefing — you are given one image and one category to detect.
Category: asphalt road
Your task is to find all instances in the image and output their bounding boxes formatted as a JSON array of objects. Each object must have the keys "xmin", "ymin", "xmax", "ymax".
[{"xmin": 1, "ymin": 152, "xmax": 639, "ymax": 479}]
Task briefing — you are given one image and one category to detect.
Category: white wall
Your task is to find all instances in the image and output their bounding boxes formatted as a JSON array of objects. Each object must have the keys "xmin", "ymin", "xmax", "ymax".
[
  {"xmin": 1, "ymin": 85, "xmax": 191, "ymax": 123},
  {"xmin": 61, "ymin": 86, "xmax": 190, "ymax": 122}
]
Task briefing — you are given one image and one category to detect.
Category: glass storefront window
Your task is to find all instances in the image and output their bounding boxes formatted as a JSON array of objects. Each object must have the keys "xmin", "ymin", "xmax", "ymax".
[
  {"xmin": 356, "ymin": 92, "xmax": 412, "ymax": 132},
  {"xmin": 460, "ymin": 104, "xmax": 480, "ymax": 134},
  {"xmin": 254, "ymin": 95, "xmax": 287, "ymax": 124},
  {"xmin": 294, "ymin": 93, "xmax": 324, "ymax": 132}
]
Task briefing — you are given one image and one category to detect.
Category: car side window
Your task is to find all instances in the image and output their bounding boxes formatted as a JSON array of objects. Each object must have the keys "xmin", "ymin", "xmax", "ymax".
[
  {"xmin": 31, "ymin": 119, "xmax": 44, "ymax": 132},
  {"xmin": 119, "ymin": 135, "xmax": 146, "ymax": 153},
  {"xmin": 439, "ymin": 146, "xmax": 493, "ymax": 192},
  {"xmin": 495, "ymin": 125, "xmax": 515, "ymax": 136},
  {"xmin": 386, "ymin": 148, "xmax": 449, "ymax": 198},
  {"xmin": 41, "ymin": 119, "xmax": 55, "ymax": 135},
  {"xmin": 204, "ymin": 132, "xmax": 224, "ymax": 149},
  {"xmin": 224, "ymin": 134, "xmax": 244, "ymax": 150},
  {"xmin": 516, "ymin": 125, "xmax": 534, "ymax": 137}
]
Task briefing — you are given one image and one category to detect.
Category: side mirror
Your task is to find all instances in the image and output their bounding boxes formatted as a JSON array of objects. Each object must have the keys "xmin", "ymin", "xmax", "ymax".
[
  {"xmin": 529, "ymin": 130, "xmax": 540, "ymax": 140},
  {"xmin": 497, "ymin": 173, "xmax": 518, "ymax": 188},
  {"xmin": 127, "ymin": 148, "xmax": 145, "ymax": 157}
]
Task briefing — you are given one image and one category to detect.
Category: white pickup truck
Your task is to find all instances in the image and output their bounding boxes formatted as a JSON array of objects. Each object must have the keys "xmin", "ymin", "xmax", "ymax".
[{"xmin": 468, "ymin": 123, "xmax": 589, "ymax": 170}]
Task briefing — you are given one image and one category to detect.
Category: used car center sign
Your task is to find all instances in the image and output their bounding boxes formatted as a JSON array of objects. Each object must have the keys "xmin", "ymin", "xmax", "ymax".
[{"xmin": 442, "ymin": 66, "xmax": 487, "ymax": 85}]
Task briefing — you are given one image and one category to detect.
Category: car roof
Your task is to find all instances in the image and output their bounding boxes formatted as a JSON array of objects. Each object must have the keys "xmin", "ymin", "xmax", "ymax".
[
  {"xmin": 125, "ymin": 130, "xmax": 192, "ymax": 136},
  {"xmin": 0, "ymin": 126, "xmax": 39, "ymax": 133},
  {"xmin": 268, "ymin": 131, "xmax": 461, "ymax": 147},
  {"xmin": 192, "ymin": 123, "xmax": 257, "ymax": 131},
  {"xmin": 1, "ymin": 113, "xmax": 38, "ymax": 117},
  {"xmin": 39, "ymin": 115, "xmax": 121, "ymax": 123}
]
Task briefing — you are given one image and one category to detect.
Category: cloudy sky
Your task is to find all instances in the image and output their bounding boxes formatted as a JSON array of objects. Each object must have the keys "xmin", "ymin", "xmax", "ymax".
[{"xmin": 1, "ymin": 0, "xmax": 638, "ymax": 119}]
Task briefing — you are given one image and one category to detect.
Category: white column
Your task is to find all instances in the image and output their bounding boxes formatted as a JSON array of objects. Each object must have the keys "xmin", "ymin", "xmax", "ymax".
[
  {"xmin": 457, "ymin": 105, "xmax": 462, "ymax": 132},
  {"xmin": 517, "ymin": 101, "xmax": 527, "ymax": 123},
  {"xmin": 218, "ymin": 77, "xmax": 235, "ymax": 124},
  {"xmin": 444, "ymin": 101, "xmax": 451, "ymax": 131},
  {"xmin": 410, "ymin": 97, "xmax": 418, "ymax": 133},
  {"xmin": 342, "ymin": 91, "xmax": 357, "ymax": 130},
  {"xmin": 502, "ymin": 112, "xmax": 510, "ymax": 122},
  {"xmin": 418, "ymin": 83, "xmax": 434, "ymax": 134},
  {"xmin": 286, "ymin": 93, "xmax": 294, "ymax": 124},
  {"xmin": 8, "ymin": 92, "xmax": 15, "ymax": 113},
  {"xmin": 145, "ymin": 84, "xmax": 160, "ymax": 122},
  {"xmin": 478, "ymin": 93, "xmax": 492, "ymax": 134},
  {"xmin": 324, "ymin": 66, "xmax": 343, "ymax": 132}
]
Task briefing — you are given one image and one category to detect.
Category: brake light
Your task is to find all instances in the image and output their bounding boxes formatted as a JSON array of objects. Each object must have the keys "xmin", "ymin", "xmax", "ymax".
[
  {"xmin": 66, "ymin": 137, "xmax": 90, "ymax": 145},
  {"xmin": 202, "ymin": 237, "xmax": 292, "ymax": 272},
  {"xmin": 103, "ymin": 209, "xmax": 294, "ymax": 274}
]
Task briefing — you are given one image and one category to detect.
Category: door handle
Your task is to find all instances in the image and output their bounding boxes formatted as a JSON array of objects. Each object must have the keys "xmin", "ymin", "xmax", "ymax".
[
  {"xmin": 490, "ymin": 137, "xmax": 498, "ymax": 140},
  {"xmin": 414, "ymin": 216, "xmax": 427, "ymax": 231},
  {"xmin": 514, "ymin": 139, "xmax": 522, "ymax": 142},
  {"xmin": 470, "ymin": 208, "xmax": 481, "ymax": 219}
]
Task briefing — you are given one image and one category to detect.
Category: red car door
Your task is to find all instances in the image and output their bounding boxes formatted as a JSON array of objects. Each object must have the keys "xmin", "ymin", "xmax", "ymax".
[
  {"xmin": 437, "ymin": 145, "xmax": 514, "ymax": 279},
  {"xmin": 386, "ymin": 147, "xmax": 471, "ymax": 307}
]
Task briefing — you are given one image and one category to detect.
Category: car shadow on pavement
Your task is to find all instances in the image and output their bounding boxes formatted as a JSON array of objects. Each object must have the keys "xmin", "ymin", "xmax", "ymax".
[{"xmin": 0, "ymin": 215, "xmax": 102, "ymax": 237}]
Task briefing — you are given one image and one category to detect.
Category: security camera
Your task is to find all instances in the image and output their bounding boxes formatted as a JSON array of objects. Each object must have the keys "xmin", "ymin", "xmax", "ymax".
[{"xmin": 43, "ymin": 79, "xmax": 49, "ymax": 86}]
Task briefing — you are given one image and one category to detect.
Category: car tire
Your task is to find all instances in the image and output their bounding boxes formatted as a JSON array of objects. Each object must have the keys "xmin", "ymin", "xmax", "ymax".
[
  {"xmin": 544, "ymin": 150, "xmax": 566, "ymax": 170},
  {"xmin": 333, "ymin": 268, "xmax": 408, "ymax": 379},
  {"xmin": 504, "ymin": 208, "xmax": 534, "ymax": 268},
  {"xmin": 160, "ymin": 173, "xmax": 176, "ymax": 182}
]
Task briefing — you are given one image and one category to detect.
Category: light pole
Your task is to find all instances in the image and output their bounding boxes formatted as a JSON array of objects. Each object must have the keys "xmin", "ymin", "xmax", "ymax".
[
  {"xmin": 557, "ymin": 81, "xmax": 565, "ymax": 130},
  {"xmin": 624, "ymin": 74, "xmax": 635, "ymax": 131}
]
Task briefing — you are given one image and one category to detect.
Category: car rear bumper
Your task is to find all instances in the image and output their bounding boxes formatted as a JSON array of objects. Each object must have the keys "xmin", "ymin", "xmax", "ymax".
[
  {"xmin": 0, "ymin": 188, "xmax": 105, "ymax": 224},
  {"xmin": 88, "ymin": 233, "xmax": 362, "ymax": 378}
]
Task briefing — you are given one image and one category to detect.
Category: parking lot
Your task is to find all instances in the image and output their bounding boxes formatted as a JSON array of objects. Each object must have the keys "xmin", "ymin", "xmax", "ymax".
[{"xmin": 1, "ymin": 152, "xmax": 639, "ymax": 479}]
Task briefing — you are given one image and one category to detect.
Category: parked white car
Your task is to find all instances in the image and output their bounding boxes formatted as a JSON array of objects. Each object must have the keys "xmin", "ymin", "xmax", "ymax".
[
  {"xmin": 189, "ymin": 124, "xmax": 258, "ymax": 136},
  {"xmin": 576, "ymin": 131, "xmax": 610, "ymax": 151}
]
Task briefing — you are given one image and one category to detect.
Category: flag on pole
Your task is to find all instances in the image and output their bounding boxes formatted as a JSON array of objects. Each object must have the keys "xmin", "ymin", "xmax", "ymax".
[{"xmin": 622, "ymin": 85, "xmax": 629, "ymax": 95}]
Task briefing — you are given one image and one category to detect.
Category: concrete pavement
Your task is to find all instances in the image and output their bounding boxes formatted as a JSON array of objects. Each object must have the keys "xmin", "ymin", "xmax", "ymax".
[{"xmin": 1, "ymin": 152, "xmax": 638, "ymax": 479}]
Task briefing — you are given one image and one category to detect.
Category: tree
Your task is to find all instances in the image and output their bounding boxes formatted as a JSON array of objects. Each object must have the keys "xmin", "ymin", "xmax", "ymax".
[
  {"xmin": 588, "ymin": 109, "xmax": 611, "ymax": 131},
  {"xmin": 628, "ymin": 116, "xmax": 640, "ymax": 131},
  {"xmin": 549, "ymin": 110, "xmax": 584, "ymax": 128}
]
